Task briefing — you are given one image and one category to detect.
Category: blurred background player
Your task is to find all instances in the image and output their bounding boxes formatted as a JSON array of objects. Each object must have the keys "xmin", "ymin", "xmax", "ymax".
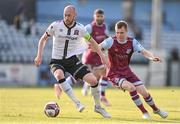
[
  {"xmin": 34, "ymin": 5, "xmax": 111, "ymax": 118},
  {"xmin": 81, "ymin": 9, "xmax": 111, "ymax": 106},
  {"xmin": 99, "ymin": 21, "xmax": 168, "ymax": 119}
]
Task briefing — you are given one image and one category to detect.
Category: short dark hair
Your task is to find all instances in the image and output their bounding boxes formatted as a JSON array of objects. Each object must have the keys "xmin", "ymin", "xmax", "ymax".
[
  {"xmin": 94, "ymin": 9, "xmax": 104, "ymax": 15},
  {"xmin": 115, "ymin": 20, "xmax": 128, "ymax": 30}
]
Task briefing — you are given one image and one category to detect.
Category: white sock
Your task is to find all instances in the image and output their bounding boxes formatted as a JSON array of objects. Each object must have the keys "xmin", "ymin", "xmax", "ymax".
[
  {"xmin": 91, "ymin": 84, "xmax": 101, "ymax": 107},
  {"xmin": 66, "ymin": 76, "xmax": 73, "ymax": 85},
  {"xmin": 83, "ymin": 82, "xmax": 90, "ymax": 91},
  {"xmin": 60, "ymin": 81, "xmax": 80, "ymax": 105}
]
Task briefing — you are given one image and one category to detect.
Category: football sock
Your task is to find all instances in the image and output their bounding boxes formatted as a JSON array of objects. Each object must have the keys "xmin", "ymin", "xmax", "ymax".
[
  {"xmin": 144, "ymin": 94, "xmax": 159, "ymax": 111},
  {"xmin": 91, "ymin": 83, "xmax": 101, "ymax": 107},
  {"xmin": 65, "ymin": 76, "xmax": 73, "ymax": 85},
  {"xmin": 130, "ymin": 90, "xmax": 148, "ymax": 113},
  {"xmin": 99, "ymin": 77, "xmax": 108, "ymax": 98},
  {"xmin": 58, "ymin": 79, "xmax": 80, "ymax": 105}
]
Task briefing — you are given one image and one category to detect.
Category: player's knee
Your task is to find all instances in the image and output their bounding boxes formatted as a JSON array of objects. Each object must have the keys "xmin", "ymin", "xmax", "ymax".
[
  {"xmin": 89, "ymin": 76, "xmax": 98, "ymax": 86},
  {"xmin": 54, "ymin": 69, "xmax": 64, "ymax": 80},
  {"xmin": 126, "ymin": 83, "xmax": 136, "ymax": 92},
  {"xmin": 122, "ymin": 81, "xmax": 136, "ymax": 91},
  {"xmin": 83, "ymin": 73, "xmax": 98, "ymax": 86}
]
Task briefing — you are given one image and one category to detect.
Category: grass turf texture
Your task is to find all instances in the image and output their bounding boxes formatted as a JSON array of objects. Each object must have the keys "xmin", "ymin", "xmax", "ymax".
[{"xmin": 0, "ymin": 87, "xmax": 180, "ymax": 124}]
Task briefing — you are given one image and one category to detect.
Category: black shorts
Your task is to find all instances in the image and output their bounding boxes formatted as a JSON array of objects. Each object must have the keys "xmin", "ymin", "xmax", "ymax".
[{"xmin": 49, "ymin": 55, "xmax": 90, "ymax": 80}]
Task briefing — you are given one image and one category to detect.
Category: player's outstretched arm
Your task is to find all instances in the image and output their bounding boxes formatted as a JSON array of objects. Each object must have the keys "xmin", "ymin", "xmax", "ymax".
[
  {"xmin": 89, "ymin": 38, "xmax": 110, "ymax": 68},
  {"xmin": 34, "ymin": 33, "xmax": 49, "ymax": 66},
  {"xmin": 141, "ymin": 49, "xmax": 162, "ymax": 62}
]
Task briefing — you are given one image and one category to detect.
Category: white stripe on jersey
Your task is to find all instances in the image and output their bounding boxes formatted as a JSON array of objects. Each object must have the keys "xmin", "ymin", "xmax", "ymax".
[{"xmin": 46, "ymin": 20, "xmax": 88, "ymax": 59}]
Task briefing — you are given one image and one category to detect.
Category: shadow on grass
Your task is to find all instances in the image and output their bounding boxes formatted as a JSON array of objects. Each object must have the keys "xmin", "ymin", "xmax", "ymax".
[{"xmin": 57, "ymin": 116, "xmax": 82, "ymax": 120}]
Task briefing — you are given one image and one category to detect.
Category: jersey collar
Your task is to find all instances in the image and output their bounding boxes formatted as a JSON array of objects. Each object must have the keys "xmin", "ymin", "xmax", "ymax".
[
  {"xmin": 117, "ymin": 39, "xmax": 127, "ymax": 44},
  {"xmin": 63, "ymin": 21, "xmax": 76, "ymax": 29}
]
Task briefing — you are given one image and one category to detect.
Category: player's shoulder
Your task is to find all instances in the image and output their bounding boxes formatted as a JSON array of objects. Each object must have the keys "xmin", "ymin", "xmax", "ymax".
[
  {"xmin": 84, "ymin": 23, "xmax": 92, "ymax": 33},
  {"xmin": 85, "ymin": 23, "xmax": 92, "ymax": 28},
  {"xmin": 76, "ymin": 22, "xmax": 85, "ymax": 28},
  {"xmin": 104, "ymin": 36, "xmax": 114, "ymax": 44},
  {"xmin": 104, "ymin": 23, "xmax": 108, "ymax": 28},
  {"xmin": 101, "ymin": 36, "xmax": 114, "ymax": 49}
]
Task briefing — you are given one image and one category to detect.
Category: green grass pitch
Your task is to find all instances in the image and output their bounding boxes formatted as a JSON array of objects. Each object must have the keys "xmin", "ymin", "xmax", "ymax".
[{"xmin": 0, "ymin": 87, "xmax": 180, "ymax": 124}]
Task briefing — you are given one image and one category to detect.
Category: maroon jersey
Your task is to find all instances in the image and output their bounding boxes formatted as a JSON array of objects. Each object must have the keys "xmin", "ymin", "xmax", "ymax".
[
  {"xmin": 108, "ymin": 36, "xmax": 134, "ymax": 68},
  {"xmin": 82, "ymin": 21, "xmax": 108, "ymax": 66},
  {"xmin": 106, "ymin": 36, "xmax": 141, "ymax": 85}
]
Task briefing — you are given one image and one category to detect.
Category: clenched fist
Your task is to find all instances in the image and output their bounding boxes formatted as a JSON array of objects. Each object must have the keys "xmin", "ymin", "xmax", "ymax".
[{"xmin": 34, "ymin": 56, "xmax": 42, "ymax": 67}]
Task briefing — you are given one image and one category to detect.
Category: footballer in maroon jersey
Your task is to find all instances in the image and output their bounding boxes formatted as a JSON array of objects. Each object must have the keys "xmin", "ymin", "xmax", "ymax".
[
  {"xmin": 82, "ymin": 9, "xmax": 111, "ymax": 106},
  {"xmin": 99, "ymin": 20, "xmax": 168, "ymax": 119}
]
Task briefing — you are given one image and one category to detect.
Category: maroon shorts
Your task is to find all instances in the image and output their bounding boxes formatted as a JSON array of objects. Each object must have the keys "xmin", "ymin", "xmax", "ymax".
[{"xmin": 107, "ymin": 67, "xmax": 143, "ymax": 89}]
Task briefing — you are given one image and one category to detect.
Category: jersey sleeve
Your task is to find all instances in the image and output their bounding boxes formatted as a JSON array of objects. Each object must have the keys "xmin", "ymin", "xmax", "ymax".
[
  {"xmin": 100, "ymin": 37, "xmax": 114, "ymax": 50},
  {"xmin": 133, "ymin": 38, "xmax": 145, "ymax": 53},
  {"xmin": 80, "ymin": 24, "xmax": 91, "ymax": 41},
  {"xmin": 46, "ymin": 22, "xmax": 55, "ymax": 37},
  {"xmin": 85, "ymin": 24, "xmax": 92, "ymax": 34}
]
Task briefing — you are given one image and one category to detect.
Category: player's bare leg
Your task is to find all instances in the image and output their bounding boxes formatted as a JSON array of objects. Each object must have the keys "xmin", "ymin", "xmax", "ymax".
[
  {"xmin": 83, "ymin": 73, "xmax": 111, "ymax": 118},
  {"xmin": 136, "ymin": 85, "xmax": 168, "ymax": 118},
  {"xmin": 120, "ymin": 80, "xmax": 150, "ymax": 119},
  {"xmin": 54, "ymin": 69, "xmax": 85, "ymax": 112}
]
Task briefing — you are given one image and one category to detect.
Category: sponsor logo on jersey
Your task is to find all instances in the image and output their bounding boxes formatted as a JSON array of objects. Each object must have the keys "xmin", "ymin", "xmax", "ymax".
[
  {"xmin": 116, "ymin": 54, "xmax": 129, "ymax": 60},
  {"xmin": 58, "ymin": 35, "xmax": 78, "ymax": 40}
]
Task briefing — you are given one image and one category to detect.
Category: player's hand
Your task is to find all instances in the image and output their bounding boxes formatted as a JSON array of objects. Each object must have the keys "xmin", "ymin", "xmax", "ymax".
[
  {"xmin": 152, "ymin": 57, "xmax": 162, "ymax": 62},
  {"xmin": 34, "ymin": 56, "xmax": 42, "ymax": 67}
]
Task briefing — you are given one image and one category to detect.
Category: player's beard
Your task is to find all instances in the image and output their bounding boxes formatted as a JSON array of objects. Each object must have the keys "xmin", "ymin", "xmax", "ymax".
[
  {"xmin": 96, "ymin": 20, "xmax": 104, "ymax": 26},
  {"xmin": 65, "ymin": 20, "xmax": 74, "ymax": 27}
]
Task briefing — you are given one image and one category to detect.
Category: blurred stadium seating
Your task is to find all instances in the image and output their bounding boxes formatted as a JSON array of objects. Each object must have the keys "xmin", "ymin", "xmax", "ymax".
[
  {"xmin": 0, "ymin": 0, "xmax": 179, "ymax": 86},
  {"xmin": 0, "ymin": 19, "xmax": 179, "ymax": 64}
]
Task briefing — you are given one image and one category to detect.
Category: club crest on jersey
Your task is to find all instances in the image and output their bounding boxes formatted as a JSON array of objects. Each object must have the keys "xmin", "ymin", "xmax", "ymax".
[
  {"xmin": 74, "ymin": 30, "xmax": 79, "ymax": 35},
  {"xmin": 126, "ymin": 49, "xmax": 132, "ymax": 54},
  {"xmin": 59, "ymin": 29, "xmax": 63, "ymax": 32}
]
